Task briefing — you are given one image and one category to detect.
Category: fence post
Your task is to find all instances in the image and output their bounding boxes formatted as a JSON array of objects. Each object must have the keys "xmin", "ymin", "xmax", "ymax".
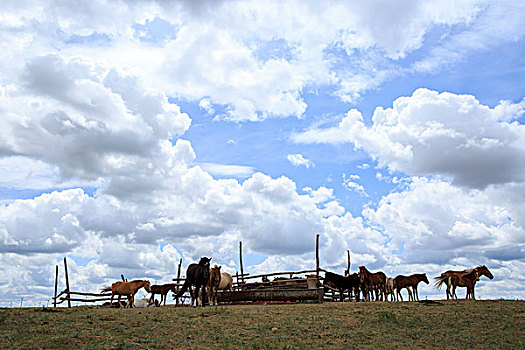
[
  {"xmin": 239, "ymin": 241, "xmax": 244, "ymax": 284},
  {"xmin": 63, "ymin": 257, "xmax": 71, "ymax": 308},
  {"xmin": 316, "ymin": 234, "xmax": 320, "ymax": 279},
  {"xmin": 176, "ymin": 258, "xmax": 182, "ymax": 305},
  {"xmin": 54, "ymin": 265, "xmax": 58, "ymax": 308},
  {"xmin": 121, "ymin": 274, "xmax": 130, "ymax": 306},
  {"xmin": 347, "ymin": 250, "xmax": 351, "ymax": 275}
]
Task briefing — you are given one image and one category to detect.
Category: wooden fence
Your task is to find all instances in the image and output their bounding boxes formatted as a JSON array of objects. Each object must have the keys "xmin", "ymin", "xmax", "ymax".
[{"xmin": 53, "ymin": 235, "xmax": 353, "ymax": 306}]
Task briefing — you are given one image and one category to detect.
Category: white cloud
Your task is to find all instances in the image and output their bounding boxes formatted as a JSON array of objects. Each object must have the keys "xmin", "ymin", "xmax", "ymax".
[
  {"xmin": 1, "ymin": 1, "xmax": 505, "ymax": 121},
  {"xmin": 287, "ymin": 154, "xmax": 314, "ymax": 168},
  {"xmin": 342, "ymin": 174, "xmax": 368, "ymax": 197},
  {"xmin": 294, "ymin": 88, "xmax": 525, "ymax": 189},
  {"xmin": 363, "ymin": 177, "xmax": 524, "ymax": 265},
  {"xmin": 199, "ymin": 163, "xmax": 255, "ymax": 178},
  {"xmin": 1, "ymin": 0, "xmax": 524, "ymax": 304}
]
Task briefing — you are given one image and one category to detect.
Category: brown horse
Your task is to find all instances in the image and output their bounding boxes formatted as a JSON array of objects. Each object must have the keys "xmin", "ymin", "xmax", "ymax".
[
  {"xmin": 449, "ymin": 270, "xmax": 479, "ymax": 300},
  {"xmin": 434, "ymin": 265, "xmax": 493, "ymax": 300},
  {"xmin": 102, "ymin": 280, "xmax": 151, "ymax": 308},
  {"xmin": 207, "ymin": 265, "xmax": 222, "ymax": 306},
  {"xmin": 394, "ymin": 273, "xmax": 429, "ymax": 301},
  {"xmin": 149, "ymin": 283, "xmax": 177, "ymax": 306},
  {"xmin": 358, "ymin": 266, "xmax": 386, "ymax": 301}
]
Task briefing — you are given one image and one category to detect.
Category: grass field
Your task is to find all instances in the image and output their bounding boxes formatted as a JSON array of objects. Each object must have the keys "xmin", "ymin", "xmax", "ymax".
[{"xmin": 0, "ymin": 300, "xmax": 523, "ymax": 349}]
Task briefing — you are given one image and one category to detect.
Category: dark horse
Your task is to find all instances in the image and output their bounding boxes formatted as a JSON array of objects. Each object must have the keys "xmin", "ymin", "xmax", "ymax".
[
  {"xmin": 359, "ymin": 266, "xmax": 386, "ymax": 301},
  {"xmin": 176, "ymin": 257, "xmax": 211, "ymax": 307},
  {"xmin": 323, "ymin": 271, "xmax": 361, "ymax": 302}
]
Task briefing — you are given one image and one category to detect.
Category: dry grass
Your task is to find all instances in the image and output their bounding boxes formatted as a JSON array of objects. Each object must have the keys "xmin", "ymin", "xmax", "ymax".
[{"xmin": 0, "ymin": 300, "xmax": 523, "ymax": 349}]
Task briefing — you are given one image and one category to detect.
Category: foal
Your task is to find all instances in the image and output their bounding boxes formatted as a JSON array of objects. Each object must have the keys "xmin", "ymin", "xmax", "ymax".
[
  {"xmin": 207, "ymin": 265, "xmax": 222, "ymax": 306},
  {"xmin": 394, "ymin": 273, "xmax": 429, "ymax": 301},
  {"xmin": 149, "ymin": 283, "xmax": 177, "ymax": 306}
]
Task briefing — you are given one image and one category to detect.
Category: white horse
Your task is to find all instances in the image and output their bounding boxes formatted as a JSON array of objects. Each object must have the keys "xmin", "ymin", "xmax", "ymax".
[{"xmin": 385, "ymin": 277, "xmax": 396, "ymax": 302}]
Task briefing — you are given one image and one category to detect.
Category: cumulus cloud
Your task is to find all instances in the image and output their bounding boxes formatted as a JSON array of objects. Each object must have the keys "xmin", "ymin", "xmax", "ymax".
[
  {"xmin": 1, "ymin": 0, "xmax": 524, "ymax": 304},
  {"xmin": 2, "ymin": 1, "xmax": 507, "ymax": 121},
  {"xmin": 363, "ymin": 177, "xmax": 524, "ymax": 265},
  {"xmin": 294, "ymin": 88, "xmax": 525, "ymax": 189},
  {"xmin": 287, "ymin": 154, "xmax": 314, "ymax": 168},
  {"xmin": 0, "ymin": 55, "xmax": 191, "ymax": 182}
]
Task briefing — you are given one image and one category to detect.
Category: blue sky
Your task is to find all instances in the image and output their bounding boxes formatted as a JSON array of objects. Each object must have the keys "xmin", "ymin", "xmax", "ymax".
[{"xmin": 0, "ymin": 1, "xmax": 524, "ymax": 306}]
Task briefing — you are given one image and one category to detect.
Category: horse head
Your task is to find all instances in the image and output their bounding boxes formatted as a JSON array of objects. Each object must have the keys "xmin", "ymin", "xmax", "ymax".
[
  {"xmin": 199, "ymin": 257, "xmax": 212, "ymax": 267},
  {"xmin": 143, "ymin": 280, "xmax": 151, "ymax": 293},
  {"xmin": 358, "ymin": 266, "xmax": 368, "ymax": 282},
  {"xmin": 421, "ymin": 273, "xmax": 429, "ymax": 284},
  {"xmin": 476, "ymin": 265, "xmax": 494, "ymax": 279},
  {"xmin": 210, "ymin": 265, "xmax": 221, "ymax": 286}
]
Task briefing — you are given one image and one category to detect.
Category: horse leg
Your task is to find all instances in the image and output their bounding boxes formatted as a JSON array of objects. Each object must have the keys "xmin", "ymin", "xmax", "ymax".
[
  {"xmin": 413, "ymin": 286, "xmax": 419, "ymax": 301},
  {"xmin": 200, "ymin": 284, "xmax": 206, "ymax": 307},
  {"xmin": 396, "ymin": 288, "xmax": 403, "ymax": 302},
  {"xmin": 195, "ymin": 286, "xmax": 201, "ymax": 307}
]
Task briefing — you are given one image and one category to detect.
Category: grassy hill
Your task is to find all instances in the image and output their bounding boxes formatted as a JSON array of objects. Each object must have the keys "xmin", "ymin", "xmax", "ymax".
[{"xmin": 1, "ymin": 300, "xmax": 523, "ymax": 349}]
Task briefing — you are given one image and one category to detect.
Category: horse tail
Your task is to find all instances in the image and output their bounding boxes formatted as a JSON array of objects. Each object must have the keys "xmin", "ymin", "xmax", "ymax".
[
  {"xmin": 176, "ymin": 279, "xmax": 191, "ymax": 298},
  {"xmin": 433, "ymin": 275, "xmax": 447, "ymax": 290}
]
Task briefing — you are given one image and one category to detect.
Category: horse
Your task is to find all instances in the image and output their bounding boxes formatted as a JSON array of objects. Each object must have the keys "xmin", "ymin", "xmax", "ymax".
[
  {"xmin": 449, "ymin": 270, "xmax": 479, "ymax": 300},
  {"xmin": 434, "ymin": 265, "xmax": 494, "ymax": 300},
  {"xmin": 394, "ymin": 273, "xmax": 429, "ymax": 301},
  {"xmin": 207, "ymin": 265, "xmax": 222, "ymax": 306},
  {"xmin": 149, "ymin": 283, "xmax": 178, "ymax": 306},
  {"xmin": 385, "ymin": 277, "xmax": 396, "ymax": 302},
  {"xmin": 218, "ymin": 272, "xmax": 233, "ymax": 291},
  {"xmin": 323, "ymin": 271, "xmax": 361, "ymax": 302},
  {"xmin": 176, "ymin": 257, "xmax": 211, "ymax": 307},
  {"xmin": 358, "ymin": 266, "xmax": 386, "ymax": 301},
  {"xmin": 134, "ymin": 298, "xmax": 154, "ymax": 308},
  {"xmin": 101, "ymin": 280, "xmax": 151, "ymax": 308}
]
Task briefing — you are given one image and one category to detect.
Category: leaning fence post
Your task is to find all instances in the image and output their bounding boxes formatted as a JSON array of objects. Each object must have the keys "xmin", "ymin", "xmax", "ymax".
[
  {"xmin": 347, "ymin": 250, "xmax": 351, "ymax": 275},
  {"xmin": 239, "ymin": 241, "xmax": 244, "ymax": 285},
  {"xmin": 63, "ymin": 257, "xmax": 71, "ymax": 308},
  {"xmin": 54, "ymin": 265, "xmax": 58, "ymax": 308},
  {"xmin": 316, "ymin": 234, "xmax": 320, "ymax": 279},
  {"xmin": 120, "ymin": 274, "xmax": 131, "ymax": 306},
  {"xmin": 176, "ymin": 258, "xmax": 182, "ymax": 305}
]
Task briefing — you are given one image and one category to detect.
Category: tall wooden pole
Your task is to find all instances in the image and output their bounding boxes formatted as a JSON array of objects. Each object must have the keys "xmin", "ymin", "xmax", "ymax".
[
  {"xmin": 176, "ymin": 258, "xmax": 182, "ymax": 305},
  {"xmin": 316, "ymin": 234, "xmax": 320, "ymax": 278},
  {"xmin": 347, "ymin": 250, "xmax": 351, "ymax": 275},
  {"xmin": 120, "ymin": 274, "xmax": 130, "ymax": 306},
  {"xmin": 54, "ymin": 265, "xmax": 58, "ymax": 308},
  {"xmin": 63, "ymin": 257, "xmax": 71, "ymax": 308},
  {"xmin": 239, "ymin": 241, "xmax": 244, "ymax": 284}
]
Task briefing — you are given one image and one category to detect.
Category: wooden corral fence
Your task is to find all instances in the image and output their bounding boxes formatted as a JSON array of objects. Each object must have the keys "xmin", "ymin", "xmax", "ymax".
[
  {"xmin": 53, "ymin": 258, "xmax": 135, "ymax": 307},
  {"xmin": 53, "ymin": 234, "xmax": 352, "ymax": 306},
  {"xmin": 202, "ymin": 235, "xmax": 329, "ymax": 304}
]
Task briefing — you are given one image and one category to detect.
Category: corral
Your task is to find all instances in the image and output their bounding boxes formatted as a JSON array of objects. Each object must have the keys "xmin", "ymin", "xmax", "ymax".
[{"xmin": 53, "ymin": 235, "xmax": 357, "ymax": 307}]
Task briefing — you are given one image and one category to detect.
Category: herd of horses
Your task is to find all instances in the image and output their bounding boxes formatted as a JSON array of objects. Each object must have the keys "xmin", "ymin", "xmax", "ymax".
[
  {"xmin": 325, "ymin": 265, "xmax": 494, "ymax": 302},
  {"xmin": 101, "ymin": 258, "xmax": 494, "ymax": 308}
]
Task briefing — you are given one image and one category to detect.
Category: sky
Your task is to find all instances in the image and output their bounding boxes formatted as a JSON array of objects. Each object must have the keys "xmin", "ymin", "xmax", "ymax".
[{"xmin": 0, "ymin": 0, "xmax": 524, "ymax": 306}]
